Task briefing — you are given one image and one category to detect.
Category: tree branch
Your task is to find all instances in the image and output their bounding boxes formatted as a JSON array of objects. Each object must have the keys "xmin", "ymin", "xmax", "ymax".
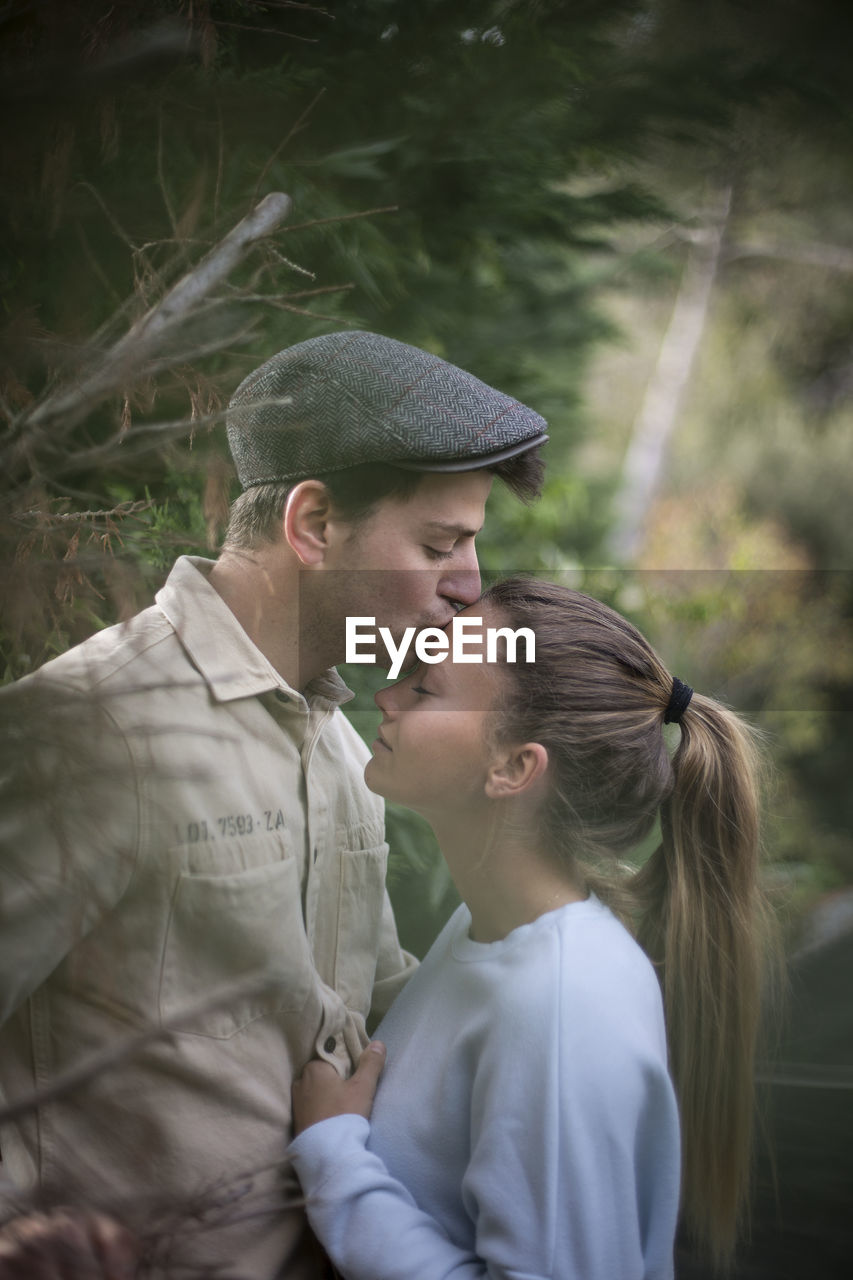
[
  {"xmin": 725, "ymin": 238, "xmax": 853, "ymax": 273},
  {"xmin": 5, "ymin": 193, "xmax": 292, "ymax": 468}
]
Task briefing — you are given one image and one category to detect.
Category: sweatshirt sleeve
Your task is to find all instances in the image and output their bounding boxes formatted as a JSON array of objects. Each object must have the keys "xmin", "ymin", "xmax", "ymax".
[{"xmin": 289, "ymin": 1115, "xmax": 493, "ymax": 1280}]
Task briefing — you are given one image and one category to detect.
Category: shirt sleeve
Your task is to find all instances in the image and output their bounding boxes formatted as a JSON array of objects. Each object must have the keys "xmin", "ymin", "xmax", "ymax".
[{"xmin": 0, "ymin": 678, "xmax": 140, "ymax": 1025}]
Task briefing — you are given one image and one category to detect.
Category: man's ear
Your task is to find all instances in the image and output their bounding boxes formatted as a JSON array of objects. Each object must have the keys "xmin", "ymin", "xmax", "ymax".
[
  {"xmin": 283, "ymin": 481, "xmax": 335, "ymax": 566},
  {"xmin": 484, "ymin": 742, "xmax": 549, "ymax": 800}
]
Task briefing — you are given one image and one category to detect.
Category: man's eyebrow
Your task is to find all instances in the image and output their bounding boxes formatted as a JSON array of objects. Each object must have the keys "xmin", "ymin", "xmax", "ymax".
[{"xmin": 422, "ymin": 520, "xmax": 482, "ymax": 538}]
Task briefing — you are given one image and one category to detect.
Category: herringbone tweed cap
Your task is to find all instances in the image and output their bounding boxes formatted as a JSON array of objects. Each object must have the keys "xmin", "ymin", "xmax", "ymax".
[{"xmin": 227, "ymin": 330, "xmax": 548, "ymax": 489}]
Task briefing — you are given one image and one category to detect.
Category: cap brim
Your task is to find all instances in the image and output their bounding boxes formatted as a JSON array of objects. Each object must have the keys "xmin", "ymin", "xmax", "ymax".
[{"xmin": 391, "ymin": 432, "xmax": 549, "ymax": 473}]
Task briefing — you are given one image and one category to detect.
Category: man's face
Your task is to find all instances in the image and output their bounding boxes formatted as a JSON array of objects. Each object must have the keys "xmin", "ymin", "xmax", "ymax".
[{"xmin": 317, "ymin": 470, "xmax": 492, "ymax": 667}]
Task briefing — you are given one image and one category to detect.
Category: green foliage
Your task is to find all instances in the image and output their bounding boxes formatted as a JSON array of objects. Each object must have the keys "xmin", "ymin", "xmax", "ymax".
[{"xmin": 2, "ymin": 0, "xmax": 852, "ymax": 951}]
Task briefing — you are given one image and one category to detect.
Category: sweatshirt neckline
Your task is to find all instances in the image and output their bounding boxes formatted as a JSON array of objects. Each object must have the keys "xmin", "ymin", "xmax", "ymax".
[{"xmin": 450, "ymin": 894, "xmax": 605, "ymax": 963}]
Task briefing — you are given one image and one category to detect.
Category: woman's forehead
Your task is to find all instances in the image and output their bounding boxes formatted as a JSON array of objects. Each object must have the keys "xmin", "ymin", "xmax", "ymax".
[{"xmin": 427, "ymin": 629, "xmax": 508, "ymax": 706}]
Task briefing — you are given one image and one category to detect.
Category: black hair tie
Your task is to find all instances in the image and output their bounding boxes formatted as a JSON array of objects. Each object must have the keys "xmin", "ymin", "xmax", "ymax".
[{"xmin": 663, "ymin": 676, "xmax": 693, "ymax": 725}]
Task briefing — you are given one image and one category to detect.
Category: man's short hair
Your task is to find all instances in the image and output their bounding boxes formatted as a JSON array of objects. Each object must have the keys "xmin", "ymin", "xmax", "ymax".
[{"xmin": 222, "ymin": 449, "xmax": 544, "ymax": 551}]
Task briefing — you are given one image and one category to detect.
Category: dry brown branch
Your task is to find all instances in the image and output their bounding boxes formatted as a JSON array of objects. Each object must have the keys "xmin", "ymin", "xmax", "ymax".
[
  {"xmin": 43, "ymin": 404, "xmax": 233, "ymax": 478},
  {"xmin": 157, "ymin": 108, "xmax": 179, "ymax": 239},
  {"xmin": 278, "ymin": 282, "xmax": 354, "ymax": 300},
  {"xmin": 257, "ymin": 1, "xmax": 334, "ymax": 13},
  {"xmin": 4, "ymin": 193, "xmax": 291, "ymax": 475},
  {"xmin": 273, "ymin": 302, "xmax": 354, "ymax": 322},
  {"xmin": 74, "ymin": 222, "xmax": 124, "ymax": 309},
  {"xmin": 134, "ymin": 236, "xmax": 211, "ymax": 255},
  {"xmin": 214, "ymin": 99, "xmax": 225, "ymax": 226},
  {"xmin": 211, "ymin": 19, "xmax": 319, "ymax": 42},
  {"xmin": 215, "ymin": 283, "xmax": 353, "ymax": 305},
  {"xmin": 265, "ymin": 247, "xmax": 315, "ymax": 278},
  {"xmin": 725, "ymin": 238, "xmax": 853, "ymax": 273},
  {"xmin": 282, "ymin": 203, "xmax": 398, "ymax": 233},
  {"xmin": 250, "ymin": 86, "xmax": 326, "ymax": 210},
  {"xmin": 13, "ymin": 500, "xmax": 154, "ymax": 528},
  {"xmin": 76, "ymin": 181, "xmax": 137, "ymax": 253}
]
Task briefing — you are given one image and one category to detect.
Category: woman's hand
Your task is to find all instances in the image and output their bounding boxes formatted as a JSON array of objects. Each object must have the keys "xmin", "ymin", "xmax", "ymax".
[{"xmin": 292, "ymin": 1041, "xmax": 386, "ymax": 1136}]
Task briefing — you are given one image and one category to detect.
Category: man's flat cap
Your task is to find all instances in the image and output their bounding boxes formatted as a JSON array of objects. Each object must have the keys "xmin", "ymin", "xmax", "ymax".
[{"xmin": 227, "ymin": 330, "xmax": 548, "ymax": 489}]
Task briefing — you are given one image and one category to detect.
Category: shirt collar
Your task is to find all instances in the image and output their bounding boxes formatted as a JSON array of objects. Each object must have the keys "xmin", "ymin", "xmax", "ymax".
[{"xmin": 155, "ymin": 556, "xmax": 353, "ymax": 707}]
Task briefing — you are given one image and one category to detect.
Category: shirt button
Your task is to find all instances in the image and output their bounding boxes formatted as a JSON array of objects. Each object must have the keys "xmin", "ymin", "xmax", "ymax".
[
  {"xmin": 323, "ymin": 1035, "xmax": 337, "ymax": 1054},
  {"xmin": 275, "ymin": 690, "xmax": 289, "ymax": 703}
]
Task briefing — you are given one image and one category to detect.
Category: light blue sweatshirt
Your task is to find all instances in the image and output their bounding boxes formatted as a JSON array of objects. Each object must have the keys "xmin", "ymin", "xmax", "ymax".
[{"xmin": 290, "ymin": 895, "xmax": 680, "ymax": 1280}]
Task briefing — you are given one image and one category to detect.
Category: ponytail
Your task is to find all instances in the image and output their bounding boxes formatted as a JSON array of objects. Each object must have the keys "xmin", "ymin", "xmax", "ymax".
[
  {"xmin": 481, "ymin": 578, "xmax": 774, "ymax": 1268},
  {"xmin": 632, "ymin": 694, "xmax": 768, "ymax": 1266}
]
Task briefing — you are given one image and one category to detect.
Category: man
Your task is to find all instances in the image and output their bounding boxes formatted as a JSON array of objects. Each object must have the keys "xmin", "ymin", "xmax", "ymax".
[{"xmin": 0, "ymin": 330, "xmax": 546, "ymax": 1277}]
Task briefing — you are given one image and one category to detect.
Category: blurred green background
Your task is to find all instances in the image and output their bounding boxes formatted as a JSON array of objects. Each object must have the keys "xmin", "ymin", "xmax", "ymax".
[{"xmin": 2, "ymin": 0, "xmax": 851, "ymax": 959}]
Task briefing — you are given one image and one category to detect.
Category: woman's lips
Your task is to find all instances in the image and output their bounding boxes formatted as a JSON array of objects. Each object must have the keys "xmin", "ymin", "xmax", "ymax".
[{"xmin": 374, "ymin": 729, "xmax": 392, "ymax": 752}]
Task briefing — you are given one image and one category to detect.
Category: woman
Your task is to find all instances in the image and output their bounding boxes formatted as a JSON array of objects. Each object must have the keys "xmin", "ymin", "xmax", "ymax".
[{"xmin": 290, "ymin": 578, "xmax": 771, "ymax": 1280}]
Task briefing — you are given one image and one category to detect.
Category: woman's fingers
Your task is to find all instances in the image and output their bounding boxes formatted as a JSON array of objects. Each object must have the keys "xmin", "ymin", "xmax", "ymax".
[
  {"xmin": 292, "ymin": 1041, "xmax": 386, "ymax": 1135},
  {"xmin": 350, "ymin": 1041, "xmax": 386, "ymax": 1111}
]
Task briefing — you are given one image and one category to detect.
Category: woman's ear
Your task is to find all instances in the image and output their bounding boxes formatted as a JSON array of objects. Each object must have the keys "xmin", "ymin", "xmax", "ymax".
[
  {"xmin": 484, "ymin": 742, "xmax": 549, "ymax": 800},
  {"xmin": 283, "ymin": 481, "xmax": 334, "ymax": 566}
]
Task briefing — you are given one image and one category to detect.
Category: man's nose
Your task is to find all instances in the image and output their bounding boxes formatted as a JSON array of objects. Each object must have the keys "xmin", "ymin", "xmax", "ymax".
[{"xmin": 440, "ymin": 547, "xmax": 481, "ymax": 609}]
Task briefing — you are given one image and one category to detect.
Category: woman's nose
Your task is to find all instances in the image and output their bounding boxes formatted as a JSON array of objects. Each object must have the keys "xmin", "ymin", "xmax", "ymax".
[{"xmin": 374, "ymin": 683, "xmax": 395, "ymax": 715}]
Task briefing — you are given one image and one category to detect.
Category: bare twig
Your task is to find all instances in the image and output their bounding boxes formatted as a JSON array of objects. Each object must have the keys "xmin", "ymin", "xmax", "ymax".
[
  {"xmin": 272, "ymin": 302, "xmax": 353, "ymax": 322},
  {"xmin": 265, "ymin": 247, "xmax": 315, "ymax": 278},
  {"xmin": 133, "ymin": 237, "xmax": 211, "ymax": 254},
  {"xmin": 210, "ymin": 19, "xmax": 318, "ymax": 42},
  {"xmin": 282, "ymin": 203, "xmax": 398, "ymax": 233},
  {"xmin": 197, "ymin": 282, "xmax": 353, "ymax": 308},
  {"xmin": 250, "ymin": 86, "xmax": 326, "ymax": 211},
  {"xmin": 76, "ymin": 181, "xmax": 137, "ymax": 253},
  {"xmin": 13, "ymin": 500, "xmax": 154, "ymax": 527},
  {"xmin": 214, "ymin": 98, "xmax": 224, "ymax": 226},
  {"xmin": 725, "ymin": 237, "xmax": 853, "ymax": 273},
  {"xmin": 253, "ymin": 1, "xmax": 334, "ymax": 13},
  {"xmin": 38, "ymin": 403, "xmax": 234, "ymax": 480},
  {"xmin": 74, "ymin": 222, "xmax": 124, "ymax": 309},
  {"xmin": 5, "ymin": 193, "xmax": 291, "ymax": 469},
  {"xmin": 157, "ymin": 108, "xmax": 179, "ymax": 238},
  {"xmin": 277, "ymin": 282, "xmax": 354, "ymax": 300}
]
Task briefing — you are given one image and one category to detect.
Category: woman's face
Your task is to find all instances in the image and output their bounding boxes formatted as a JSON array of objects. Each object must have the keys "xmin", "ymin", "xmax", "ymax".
[{"xmin": 364, "ymin": 605, "xmax": 507, "ymax": 816}]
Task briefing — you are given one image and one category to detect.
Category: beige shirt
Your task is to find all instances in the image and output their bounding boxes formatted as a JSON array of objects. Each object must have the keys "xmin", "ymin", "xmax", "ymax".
[{"xmin": 0, "ymin": 556, "xmax": 416, "ymax": 1277}]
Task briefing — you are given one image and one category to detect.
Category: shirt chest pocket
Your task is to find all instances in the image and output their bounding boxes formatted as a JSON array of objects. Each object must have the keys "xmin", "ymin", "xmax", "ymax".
[
  {"xmin": 159, "ymin": 842, "xmax": 314, "ymax": 1039},
  {"xmin": 333, "ymin": 842, "xmax": 389, "ymax": 1014}
]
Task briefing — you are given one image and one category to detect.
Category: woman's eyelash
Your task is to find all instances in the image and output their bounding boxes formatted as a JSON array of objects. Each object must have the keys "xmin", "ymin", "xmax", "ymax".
[
  {"xmin": 424, "ymin": 546, "xmax": 454, "ymax": 561},
  {"xmin": 411, "ymin": 685, "xmax": 433, "ymax": 696}
]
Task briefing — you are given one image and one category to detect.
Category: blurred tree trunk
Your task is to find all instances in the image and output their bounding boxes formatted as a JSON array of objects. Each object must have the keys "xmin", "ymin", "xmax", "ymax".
[{"xmin": 609, "ymin": 185, "xmax": 732, "ymax": 564}]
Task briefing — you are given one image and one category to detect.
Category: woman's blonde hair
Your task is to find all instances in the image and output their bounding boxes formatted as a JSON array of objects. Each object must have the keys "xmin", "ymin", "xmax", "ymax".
[{"xmin": 483, "ymin": 577, "xmax": 773, "ymax": 1267}]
